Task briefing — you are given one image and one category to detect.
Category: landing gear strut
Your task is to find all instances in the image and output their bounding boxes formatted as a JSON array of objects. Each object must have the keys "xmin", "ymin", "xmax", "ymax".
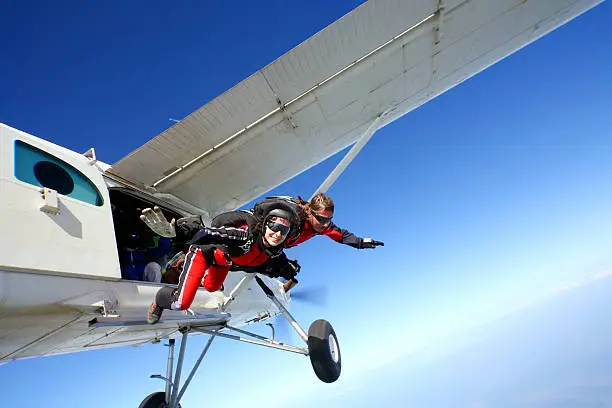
[
  {"xmin": 140, "ymin": 274, "xmax": 342, "ymax": 407},
  {"xmin": 254, "ymin": 276, "xmax": 342, "ymax": 383},
  {"xmin": 141, "ymin": 329, "xmax": 214, "ymax": 408}
]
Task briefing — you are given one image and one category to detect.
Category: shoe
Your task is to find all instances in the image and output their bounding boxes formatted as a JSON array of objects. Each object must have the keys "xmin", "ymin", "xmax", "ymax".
[{"xmin": 147, "ymin": 301, "xmax": 164, "ymax": 324}]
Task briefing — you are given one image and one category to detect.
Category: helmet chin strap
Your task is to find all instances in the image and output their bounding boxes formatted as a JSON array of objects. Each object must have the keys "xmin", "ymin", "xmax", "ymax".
[{"xmin": 261, "ymin": 235, "xmax": 271, "ymax": 248}]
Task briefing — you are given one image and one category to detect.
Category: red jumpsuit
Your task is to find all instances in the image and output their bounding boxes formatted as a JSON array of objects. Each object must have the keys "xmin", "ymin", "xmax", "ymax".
[{"xmin": 160, "ymin": 211, "xmax": 286, "ymax": 311}]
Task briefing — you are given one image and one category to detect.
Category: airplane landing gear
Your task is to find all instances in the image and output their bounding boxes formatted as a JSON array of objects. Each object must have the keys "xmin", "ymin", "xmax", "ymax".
[
  {"xmin": 145, "ymin": 330, "xmax": 215, "ymax": 408},
  {"xmin": 139, "ymin": 275, "xmax": 342, "ymax": 406},
  {"xmin": 307, "ymin": 319, "xmax": 341, "ymax": 383},
  {"xmin": 138, "ymin": 391, "xmax": 181, "ymax": 408},
  {"xmin": 254, "ymin": 276, "xmax": 342, "ymax": 383}
]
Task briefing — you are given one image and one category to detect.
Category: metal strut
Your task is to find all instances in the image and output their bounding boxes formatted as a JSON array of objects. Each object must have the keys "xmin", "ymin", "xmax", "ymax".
[
  {"xmin": 175, "ymin": 334, "xmax": 216, "ymax": 404},
  {"xmin": 191, "ymin": 325, "xmax": 308, "ymax": 355},
  {"xmin": 254, "ymin": 276, "xmax": 309, "ymax": 344},
  {"xmin": 147, "ymin": 275, "xmax": 311, "ymax": 406},
  {"xmin": 152, "ymin": 331, "xmax": 216, "ymax": 408},
  {"xmin": 191, "ymin": 276, "xmax": 311, "ymax": 355},
  {"xmin": 310, "ymin": 114, "xmax": 383, "ymax": 199},
  {"xmin": 169, "ymin": 330, "xmax": 189, "ymax": 408},
  {"xmin": 165, "ymin": 339, "xmax": 175, "ymax": 402}
]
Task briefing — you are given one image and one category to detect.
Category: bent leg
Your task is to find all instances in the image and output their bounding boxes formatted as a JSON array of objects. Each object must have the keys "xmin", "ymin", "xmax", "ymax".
[
  {"xmin": 173, "ymin": 246, "xmax": 208, "ymax": 310},
  {"xmin": 202, "ymin": 248, "xmax": 231, "ymax": 292},
  {"xmin": 155, "ymin": 286, "xmax": 176, "ymax": 310},
  {"xmin": 148, "ymin": 286, "xmax": 175, "ymax": 324}
]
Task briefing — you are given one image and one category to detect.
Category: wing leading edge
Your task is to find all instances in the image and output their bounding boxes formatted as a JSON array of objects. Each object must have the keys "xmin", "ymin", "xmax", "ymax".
[{"xmin": 110, "ymin": 0, "xmax": 604, "ymax": 216}]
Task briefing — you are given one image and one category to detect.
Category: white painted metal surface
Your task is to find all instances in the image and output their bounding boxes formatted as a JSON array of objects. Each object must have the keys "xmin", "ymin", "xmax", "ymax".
[
  {"xmin": 0, "ymin": 266, "xmax": 286, "ymax": 361},
  {"xmin": 0, "ymin": 124, "xmax": 120, "ymax": 278},
  {"xmin": 110, "ymin": 0, "xmax": 604, "ymax": 217},
  {"xmin": 0, "ymin": 124, "xmax": 288, "ymax": 362}
]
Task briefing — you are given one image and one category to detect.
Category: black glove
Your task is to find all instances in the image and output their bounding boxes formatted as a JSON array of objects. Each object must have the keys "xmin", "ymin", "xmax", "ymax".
[
  {"xmin": 176, "ymin": 215, "xmax": 205, "ymax": 240},
  {"xmin": 360, "ymin": 238, "xmax": 384, "ymax": 249},
  {"xmin": 278, "ymin": 259, "xmax": 301, "ymax": 280}
]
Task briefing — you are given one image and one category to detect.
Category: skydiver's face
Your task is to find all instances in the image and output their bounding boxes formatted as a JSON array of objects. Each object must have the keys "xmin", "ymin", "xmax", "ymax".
[
  {"xmin": 309, "ymin": 209, "xmax": 333, "ymax": 233},
  {"xmin": 263, "ymin": 216, "xmax": 290, "ymax": 247}
]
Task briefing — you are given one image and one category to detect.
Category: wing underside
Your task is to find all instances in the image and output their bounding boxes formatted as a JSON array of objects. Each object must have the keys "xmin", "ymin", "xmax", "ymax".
[
  {"xmin": 0, "ymin": 272, "xmax": 284, "ymax": 361},
  {"xmin": 110, "ymin": 0, "xmax": 603, "ymax": 216}
]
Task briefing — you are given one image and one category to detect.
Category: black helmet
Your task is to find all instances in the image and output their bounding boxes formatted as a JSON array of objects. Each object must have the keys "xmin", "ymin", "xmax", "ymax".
[
  {"xmin": 266, "ymin": 208, "xmax": 293, "ymax": 222},
  {"xmin": 263, "ymin": 202, "xmax": 298, "ymax": 232},
  {"xmin": 252, "ymin": 196, "xmax": 306, "ymax": 246},
  {"xmin": 259, "ymin": 203, "xmax": 298, "ymax": 255}
]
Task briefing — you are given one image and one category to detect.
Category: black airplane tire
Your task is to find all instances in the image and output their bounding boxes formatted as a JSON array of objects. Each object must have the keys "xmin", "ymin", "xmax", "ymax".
[
  {"xmin": 138, "ymin": 392, "xmax": 181, "ymax": 408},
  {"xmin": 307, "ymin": 319, "xmax": 341, "ymax": 383}
]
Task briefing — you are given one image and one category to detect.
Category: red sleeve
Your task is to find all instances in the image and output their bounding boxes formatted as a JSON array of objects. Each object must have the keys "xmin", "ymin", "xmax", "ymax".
[{"xmin": 322, "ymin": 222, "xmax": 363, "ymax": 248}]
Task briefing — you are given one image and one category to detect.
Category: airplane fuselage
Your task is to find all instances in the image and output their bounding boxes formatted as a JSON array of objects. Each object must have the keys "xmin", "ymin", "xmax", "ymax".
[{"xmin": 0, "ymin": 123, "xmax": 286, "ymax": 362}]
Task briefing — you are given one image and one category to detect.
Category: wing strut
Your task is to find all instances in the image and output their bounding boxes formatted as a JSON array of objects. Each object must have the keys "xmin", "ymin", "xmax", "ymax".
[{"xmin": 310, "ymin": 114, "xmax": 384, "ymax": 200}]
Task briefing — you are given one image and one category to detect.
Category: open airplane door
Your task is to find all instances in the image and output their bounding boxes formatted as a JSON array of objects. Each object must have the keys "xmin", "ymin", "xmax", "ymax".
[{"xmin": 0, "ymin": 123, "xmax": 120, "ymax": 278}]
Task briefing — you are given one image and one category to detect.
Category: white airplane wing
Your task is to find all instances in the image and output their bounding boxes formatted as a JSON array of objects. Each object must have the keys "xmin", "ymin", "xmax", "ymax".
[{"xmin": 110, "ymin": 0, "xmax": 603, "ymax": 216}]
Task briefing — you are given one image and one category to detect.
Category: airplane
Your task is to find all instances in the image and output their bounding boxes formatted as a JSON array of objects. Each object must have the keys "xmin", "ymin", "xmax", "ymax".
[{"xmin": 0, "ymin": 1, "xmax": 604, "ymax": 407}]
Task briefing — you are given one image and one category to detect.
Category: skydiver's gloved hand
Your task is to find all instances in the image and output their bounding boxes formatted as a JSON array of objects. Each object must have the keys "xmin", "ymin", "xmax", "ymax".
[
  {"xmin": 360, "ymin": 238, "xmax": 384, "ymax": 249},
  {"xmin": 140, "ymin": 207, "xmax": 176, "ymax": 238},
  {"xmin": 278, "ymin": 259, "xmax": 301, "ymax": 281}
]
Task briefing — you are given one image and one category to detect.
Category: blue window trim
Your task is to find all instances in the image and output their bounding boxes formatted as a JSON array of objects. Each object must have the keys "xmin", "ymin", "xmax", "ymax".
[{"xmin": 14, "ymin": 140, "xmax": 104, "ymax": 207}]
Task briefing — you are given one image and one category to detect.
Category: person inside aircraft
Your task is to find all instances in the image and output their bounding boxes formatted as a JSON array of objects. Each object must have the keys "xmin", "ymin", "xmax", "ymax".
[
  {"xmin": 142, "ymin": 203, "xmax": 298, "ymax": 324},
  {"xmin": 118, "ymin": 233, "xmax": 172, "ymax": 282}
]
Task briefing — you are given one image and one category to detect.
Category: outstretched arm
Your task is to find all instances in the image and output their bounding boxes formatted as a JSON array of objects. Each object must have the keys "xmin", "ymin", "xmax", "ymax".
[
  {"xmin": 140, "ymin": 207, "xmax": 248, "ymax": 246},
  {"xmin": 323, "ymin": 222, "xmax": 384, "ymax": 249}
]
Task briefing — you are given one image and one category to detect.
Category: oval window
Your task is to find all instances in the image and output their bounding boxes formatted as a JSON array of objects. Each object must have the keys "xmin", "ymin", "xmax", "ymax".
[
  {"xmin": 14, "ymin": 140, "xmax": 104, "ymax": 206},
  {"xmin": 33, "ymin": 161, "xmax": 75, "ymax": 195}
]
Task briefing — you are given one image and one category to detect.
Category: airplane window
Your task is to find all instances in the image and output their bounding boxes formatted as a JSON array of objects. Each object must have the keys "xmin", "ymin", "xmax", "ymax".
[
  {"xmin": 14, "ymin": 140, "xmax": 104, "ymax": 206},
  {"xmin": 33, "ymin": 161, "xmax": 74, "ymax": 195}
]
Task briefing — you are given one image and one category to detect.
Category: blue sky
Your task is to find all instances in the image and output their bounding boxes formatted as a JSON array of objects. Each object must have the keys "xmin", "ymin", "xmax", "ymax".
[{"xmin": 1, "ymin": 1, "xmax": 612, "ymax": 407}]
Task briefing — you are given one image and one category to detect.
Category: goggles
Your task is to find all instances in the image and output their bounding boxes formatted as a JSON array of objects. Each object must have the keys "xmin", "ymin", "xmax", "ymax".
[
  {"xmin": 311, "ymin": 211, "xmax": 332, "ymax": 225},
  {"xmin": 266, "ymin": 219, "xmax": 291, "ymax": 236}
]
